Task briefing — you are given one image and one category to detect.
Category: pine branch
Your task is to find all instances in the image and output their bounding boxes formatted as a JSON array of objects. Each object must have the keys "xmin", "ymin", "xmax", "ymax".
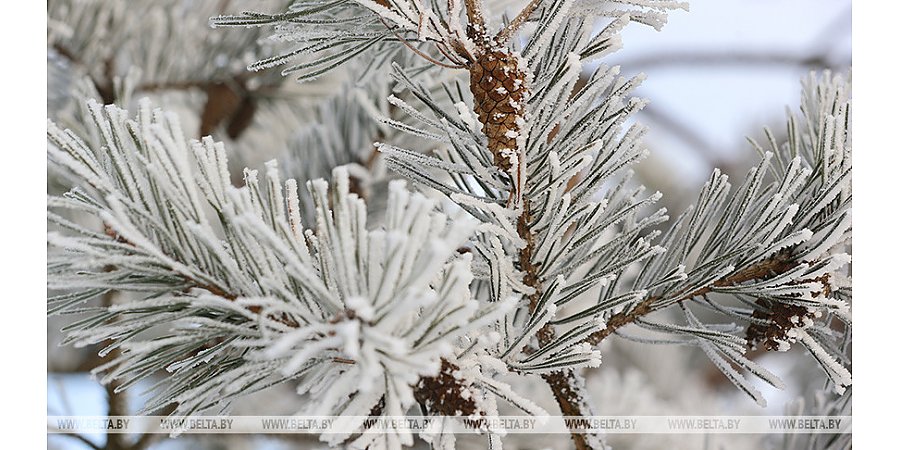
[
  {"xmin": 365, "ymin": 5, "xmax": 684, "ymax": 445},
  {"xmin": 496, "ymin": 0, "xmax": 544, "ymax": 44},
  {"xmin": 47, "ymin": 98, "xmax": 528, "ymax": 443},
  {"xmin": 464, "ymin": 0, "xmax": 487, "ymax": 30},
  {"xmin": 468, "ymin": 35, "xmax": 600, "ymax": 450},
  {"xmin": 48, "ymin": 3, "xmax": 852, "ymax": 448},
  {"xmin": 520, "ymin": 185, "xmax": 597, "ymax": 449},
  {"xmin": 542, "ymin": 370, "xmax": 600, "ymax": 450},
  {"xmin": 457, "ymin": 9, "xmax": 616, "ymax": 445},
  {"xmin": 587, "ymin": 251, "xmax": 798, "ymax": 345},
  {"xmin": 49, "ymin": 0, "xmax": 297, "ymax": 139}
]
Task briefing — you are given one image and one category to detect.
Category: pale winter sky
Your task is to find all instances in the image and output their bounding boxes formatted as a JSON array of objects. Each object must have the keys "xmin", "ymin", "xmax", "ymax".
[{"xmin": 607, "ymin": 0, "xmax": 851, "ymax": 183}]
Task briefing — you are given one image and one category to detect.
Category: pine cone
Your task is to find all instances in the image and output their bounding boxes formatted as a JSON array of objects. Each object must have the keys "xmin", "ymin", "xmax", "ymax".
[
  {"xmin": 469, "ymin": 47, "xmax": 530, "ymax": 172},
  {"xmin": 746, "ymin": 301, "xmax": 818, "ymax": 351},
  {"xmin": 414, "ymin": 359, "xmax": 479, "ymax": 416},
  {"xmin": 746, "ymin": 274, "xmax": 831, "ymax": 351}
]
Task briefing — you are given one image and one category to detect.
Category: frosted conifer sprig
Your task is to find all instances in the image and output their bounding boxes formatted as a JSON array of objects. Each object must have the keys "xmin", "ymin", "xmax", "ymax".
[
  {"xmin": 377, "ymin": 21, "xmax": 665, "ymax": 420},
  {"xmin": 47, "ymin": 99, "xmax": 531, "ymax": 445},
  {"xmin": 584, "ymin": 72, "xmax": 853, "ymax": 398},
  {"xmin": 47, "ymin": 1, "xmax": 854, "ymax": 449},
  {"xmin": 212, "ymin": 3, "xmax": 805, "ymax": 449}
]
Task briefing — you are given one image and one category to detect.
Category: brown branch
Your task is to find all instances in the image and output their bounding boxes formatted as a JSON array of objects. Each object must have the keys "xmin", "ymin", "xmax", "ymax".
[
  {"xmin": 500, "ymin": 68, "xmax": 601, "ymax": 449},
  {"xmin": 614, "ymin": 51, "xmax": 844, "ymax": 72},
  {"xmin": 51, "ymin": 42, "xmax": 265, "ymax": 139},
  {"xmin": 77, "ymin": 289, "xmax": 163, "ymax": 450},
  {"xmin": 585, "ymin": 252, "xmax": 798, "ymax": 346},
  {"xmin": 103, "ymin": 383, "xmax": 128, "ymax": 449},
  {"xmin": 434, "ymin": 39, "xmax": 469, "ymax": 67},
  {"xmin": 51, "ymin": 44, "xmax": 116, "ymax": 104},
  {"xmin": 464, "ymin": 0, "xmax": 486, "ymax": 31},
  {"xmin": 495, "ymin": 0, "xmax": 542, "ymax": 44},
  {"xmin": 188, "ymin": 279, "xmax": 236, "ymax": 301},
  {"xmin": 542, "ymin": 371, "xmax": 598, "ymax": 450},
  {"xmin": 521, "ymin": 188, "xmax": 598, "ymax": 450},
  {"xmin": 187, "ymin": 277, "xmax": 301, "ymax": 328},
  {"xmin": 380, "ymin": 17, "xmax": 467, "ymax": 69},
  {"xmin": 108, "ymin": 222, "xmax": 300, "ymax": 330}
]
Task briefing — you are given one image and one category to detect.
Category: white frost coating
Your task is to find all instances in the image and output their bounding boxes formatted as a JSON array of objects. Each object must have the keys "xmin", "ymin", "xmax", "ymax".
[
  {"xmin": 699, "ymin": 338, "xmax": 767, "ymax": 407},
  {"xmin": 526, "ymin": 0, "xmax": 578, "ymax": 58},
  {"xmin": 352, "ymin": 0, "xmax": 418, "ymax": 31},
  {"xmin": 479, "ymin": 375, "xmax": 549, "ymax": 417},
  {"xmin": 503, "ymin": 303, "xmax": 558, "ymax": 360},
  {"xmin": 455, "ymin": 101, "xmax": 482, "ymax": 133},
  {"xmin": 501, "ymin": 148, "xmax": 517, "ymax": 167},
  {"xmin": 254, "ymin": 168, "xmax": 489, "ymax": 443},
  {"xmin": 548, "ymin": 151, "xmax": 562, "ymax": 179},
  {"xmin": 750, "ymin": 229, "xmax": 813, "ymax": 262},
  {"xmin": 798, "ymin": 211, "xmax": 852, "ymax": 262},
  {"xmin": 511, "ymin": 317, "xmax": 604, "ymax": 374},
  {"xmin": 419, "ymin": 417, "xmax": 457, "ymax": 450},
  {"xmin": 47, "ymin": 99, "xmax": 522, "ymax": 445},
  {"xmin": 450, "ymin": 193, "xmax": 525, "ymax": 247},
  {"xmin": 797, "ymin": 330, "xmax": 852, "ymax": 394},
  {"xmin": 446, "ymin": 0, "xmax": 475, "ymax": 57},
  {"xmin": 803, "ymin": 253, "xmax": 852, "ymax": 281}
]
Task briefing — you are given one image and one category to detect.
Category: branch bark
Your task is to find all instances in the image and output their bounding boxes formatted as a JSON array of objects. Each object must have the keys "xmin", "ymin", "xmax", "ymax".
[
  {"xmin": 496, "ymin": 0, "xmax": 542, "ymax": 44},
  {"xmin": 464, "ymin": 0, "xmax": 486, "ymax": 30},
  {"xmin": 614, "ymin": 50, "xmax": 844, "ymax": 72},
  {"xmin": 585, "ymin": 252, "xmax": 798, "ymax": 346},
  {"xmin": 518, "ymin": 198, "xmax": 599, "ymax": 449},
  {"xmin": 462, "ymin": 16, "xmax": 601, "ymax": 445}
]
